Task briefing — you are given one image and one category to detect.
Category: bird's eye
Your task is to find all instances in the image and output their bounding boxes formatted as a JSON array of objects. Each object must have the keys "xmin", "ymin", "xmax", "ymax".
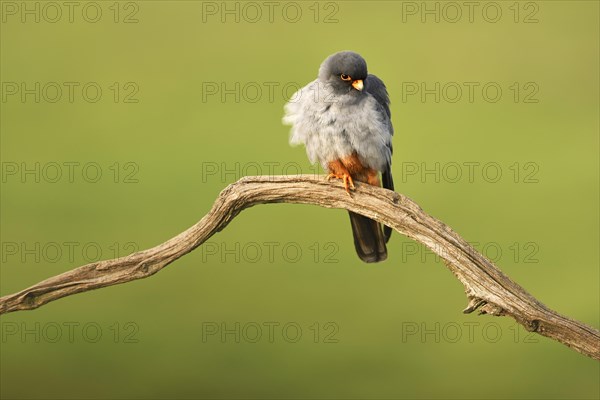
[{"xmin": 340, "ymin": 74, "xmax": 352, "ymax": 81}]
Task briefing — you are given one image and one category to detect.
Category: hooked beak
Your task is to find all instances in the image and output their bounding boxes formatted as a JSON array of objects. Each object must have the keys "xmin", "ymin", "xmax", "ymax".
[{"xmin": 352, "ymin": 79, "xmax": 364, "ymax": 91}]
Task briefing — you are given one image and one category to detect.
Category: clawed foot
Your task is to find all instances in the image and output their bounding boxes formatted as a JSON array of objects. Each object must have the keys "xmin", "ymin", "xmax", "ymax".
[{"xmin": 327, "ymin": 173, "xmax": 355, "ymax": 194}]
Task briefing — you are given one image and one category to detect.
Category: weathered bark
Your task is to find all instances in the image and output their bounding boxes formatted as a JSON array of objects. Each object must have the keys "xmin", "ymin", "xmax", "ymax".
[{"xmin": 0, "ymin": 175, "xmax": 598, "ymax": 359}]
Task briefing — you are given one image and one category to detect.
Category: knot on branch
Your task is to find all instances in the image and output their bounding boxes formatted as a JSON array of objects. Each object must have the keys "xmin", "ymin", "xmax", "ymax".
[{"xmin": 526, "ymin": 319, "xmax": 542, "ymax": 332}]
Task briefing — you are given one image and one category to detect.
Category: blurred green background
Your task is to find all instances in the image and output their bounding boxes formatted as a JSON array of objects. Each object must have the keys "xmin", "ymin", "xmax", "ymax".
[{"xmin": 1, "ymin": 1, "xmax": 598, "ymax": 399}]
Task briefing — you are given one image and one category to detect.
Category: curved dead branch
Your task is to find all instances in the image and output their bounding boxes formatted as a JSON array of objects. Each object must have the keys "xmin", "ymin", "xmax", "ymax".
[{"xmin": 0, "ymin": 175, "xmax": 598, "ymax": 359}]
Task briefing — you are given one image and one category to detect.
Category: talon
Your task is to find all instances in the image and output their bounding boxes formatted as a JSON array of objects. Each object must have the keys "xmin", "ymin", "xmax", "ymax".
[
  {"xmin": 347, "ymin": 175, "xmax": 355, "ymax": 190},
  {"xmin": 343, "ymin": 174, "xmax": 355, "ymax": 194},
  {"xmin": 327, "ymin": 171, "xmax": 355, "ymax": 194}
]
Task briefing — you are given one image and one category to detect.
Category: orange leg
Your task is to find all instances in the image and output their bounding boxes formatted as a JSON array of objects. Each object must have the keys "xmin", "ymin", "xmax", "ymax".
[
  {"xmin": 366, "ymin": 169, "xmax": 381, "ymax": 187},
  {"xmin": 339, "ymin": 153, "xmax": 381, "ymax": 188},
  {"xmin": 327, "ymin": 160, "xmax": 355, "ymax": 194}
]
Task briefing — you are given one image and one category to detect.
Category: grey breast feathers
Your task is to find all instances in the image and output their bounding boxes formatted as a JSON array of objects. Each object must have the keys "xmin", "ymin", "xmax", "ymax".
[{"xmin": 283, "ymin": 80, "xmax": 392, "ymax": 172}]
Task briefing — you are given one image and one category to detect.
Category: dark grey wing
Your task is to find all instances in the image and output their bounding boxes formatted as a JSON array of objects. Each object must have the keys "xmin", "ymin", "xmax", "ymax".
[
  {"xmin": 365, "ymin": 74, "xmax": 391, "ymax": 119},
  {"xmin": 365, "ymin": 74, "xmax": 394, "ymax": 242}
]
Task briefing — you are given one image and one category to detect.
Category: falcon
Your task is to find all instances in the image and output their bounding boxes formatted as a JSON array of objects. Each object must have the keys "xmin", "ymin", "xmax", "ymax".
[{"xmin": 283, "ymin": 51, "xmax": 394, "ymax": 263}]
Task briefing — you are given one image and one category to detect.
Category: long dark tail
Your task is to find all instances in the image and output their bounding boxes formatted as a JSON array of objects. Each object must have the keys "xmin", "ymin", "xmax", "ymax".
[{"xmin": 348, "ymin": 212, "xmax": 388, "ymax": 263}]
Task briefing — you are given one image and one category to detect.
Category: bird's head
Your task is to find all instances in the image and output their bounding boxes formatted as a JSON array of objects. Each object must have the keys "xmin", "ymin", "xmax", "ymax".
[{"xmin": 318, "ymin": 51, "xmax": 368, "ymax": 94}]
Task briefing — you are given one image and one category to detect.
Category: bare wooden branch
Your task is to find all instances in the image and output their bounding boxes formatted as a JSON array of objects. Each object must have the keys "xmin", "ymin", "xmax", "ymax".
[{"xmin": 0, "ymin": 175, "xmax": 598, "ymax": 359}]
